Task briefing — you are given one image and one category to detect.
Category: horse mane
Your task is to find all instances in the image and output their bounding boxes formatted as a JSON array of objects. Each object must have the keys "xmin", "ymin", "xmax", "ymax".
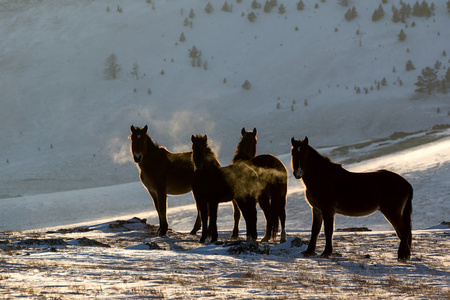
[
  {"xmin": 307, "ymin": 144, "xmax": 343, "ymax": 170},
  {"xmin": 192, "ymin": 135, "xmax": 221, "ymax": 168},
  {"xmin": 232, "ymin": 133, "xmax": 256, "ymax": 163}
]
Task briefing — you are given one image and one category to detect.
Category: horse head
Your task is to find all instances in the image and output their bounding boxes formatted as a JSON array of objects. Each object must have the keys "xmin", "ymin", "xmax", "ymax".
[
  {"xmin": 290, "ymin": 136, "xmax": 309, "ymax": 179},
  {"xmin": 191, "ymin": 134, "xmax": 209, "ymax": 170},
  {"xmin": 232, "ymin": 127, "xmax": 257, "ymax": 163},
  {"xmin": 130, "ymin": 125, "xmax": 149, "ymax": 163}
]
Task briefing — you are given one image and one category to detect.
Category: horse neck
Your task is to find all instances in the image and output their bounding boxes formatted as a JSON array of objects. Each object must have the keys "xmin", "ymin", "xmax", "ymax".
[
  {"xmin": 303, "ymin": 145, "xmax": 338, "ymax": 176},
  {"xmin": 232, "ymin": 140, "xmax": 256, "ymax": 163},
  {"xmin": 143, "ymin": 136, "xmax": 160, "ymax": 157}
]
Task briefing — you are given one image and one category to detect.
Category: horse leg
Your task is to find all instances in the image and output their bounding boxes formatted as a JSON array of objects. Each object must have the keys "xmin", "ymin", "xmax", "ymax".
[
  {"xmin": 198, "ymin": 199, "xmax": 209, "ymax": 243},
  {"xmin": 381, "ymin": 199, "xmax": 412, "ymax": 260},
  {"xmin": 190, "ymin": 211, "xmax": 202, "ymax": 235},
  {"xmin": 208, "ymin": 201, "xmax": 219, "ymax": 243},
  {"xmin": 303, "ymin": 207, "xmax": 323, "ymax": 257},
  {"xmin": 149, "ymin": 190, "xmax": 168, "ymax": 236},
  {"xmin": 230, "ymin": 200, "xmax": 241, "ymax": 240},
  {"xmin": 237, "ymin": 198, "xmax": 258, "ymax": 242},
  {"xmin": 321, "ymin": 212, "xmax": 335, "ymax": 258},
  {"xmin": 278, "ymin": 195, "xmax": 287, "ymax": 244},
  {"xmin": 258, "ymin": 193, "xmax": 271, "ymax": 242}
]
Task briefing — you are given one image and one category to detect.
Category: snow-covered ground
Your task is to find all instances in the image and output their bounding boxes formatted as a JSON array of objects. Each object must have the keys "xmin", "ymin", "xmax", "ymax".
[{"xmin": 0, "ymin": 0, "xmax": 449, "ymax": 298}]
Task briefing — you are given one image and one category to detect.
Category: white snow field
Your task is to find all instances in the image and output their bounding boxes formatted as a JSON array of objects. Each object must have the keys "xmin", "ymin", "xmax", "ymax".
[{"xmin": 0, "ymin": 0, "xmax": 449, "ymax": 298}]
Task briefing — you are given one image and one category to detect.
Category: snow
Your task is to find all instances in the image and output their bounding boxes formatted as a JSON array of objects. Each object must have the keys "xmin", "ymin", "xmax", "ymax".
[{"xmin": 0, "ymin": 0, "xmax": 449, "ymax": 298}]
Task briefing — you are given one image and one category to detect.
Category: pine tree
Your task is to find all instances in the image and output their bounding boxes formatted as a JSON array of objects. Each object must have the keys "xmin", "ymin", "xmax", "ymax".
[
  {"xmin": 279, "ymin": 4, "xmax": 286, "ymax": 14},
  {"xmin": 104, "ymin": 54, "xmax": 121, "ymax": 79},
  {"xmin": 415, "ymin": 67, "xmax": 439, "ymax": 95},
  {"xmin": 372, "ymin": 4, "xmax": 385, "ymax": 21},
  {"xmin": 398, "ymin": 29, "xmax": 407, "ymax": 41},
  {"xmin": 297, "ymin": 0, "xmax": 305, "ymax": 10},
  {"xmin": 345, "ymin": 7, "xmax": 357, "ymax": 21},
  {"xmin": 406, "ymin": 60, "xmax": 415, "ymax": 71},
  {"xmin": 248, "ymin": 11, "xmax": 257, "ymax": 22},
  {"xmin": 264, "ymin": 0, "xmax": 272, "ymax": 13},
  {"xmin": 205, "ymin": 3, "xmax": 213, "ymax": 14},
  {"xmin": 179, "ymin": 32, "xmax": 186, "ymax": 42},
  {"xmin": 242, "ymin": 80, "xmax": 251, "ymax": 90},
  {"xmin": 445, "ymin": 68, "xmax": 450, "ymax": 82},
  {"xmin": 252, "ymin": 0, "xmax": 262, "ymax": 9},
  {"xmin": 222, "ymin": 1, "xmax": 232, "ymax": 12},
  {"xmin": 189, "ymin": 8, "xmax": 195, "ymax": 19}
]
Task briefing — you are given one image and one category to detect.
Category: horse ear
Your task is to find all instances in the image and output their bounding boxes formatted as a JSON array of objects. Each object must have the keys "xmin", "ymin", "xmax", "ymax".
[
  {"xmin": 241, "ymin": 127, "xmax": 246, "ymax": 135},
  {"xmin": 130, "ymin": 125, "xmax": 136, "ymax": 133},
  {"xmin": 304, "ymin": 136, "xmax": 309, "ymax": 145},
  {"xmin": 253, "ymin": 128, "xmax": 257, "ymax": 135},
  {"xmin": 291, "ymin": 137, "xmax": 296, "ymax": 146},
  {"xmin": 191, "ymin": 135, "xmax": 195, "ymax": 142},
  {"xmin": 143, "ymin": 125, "xmax": 148, "ymax": 133}
]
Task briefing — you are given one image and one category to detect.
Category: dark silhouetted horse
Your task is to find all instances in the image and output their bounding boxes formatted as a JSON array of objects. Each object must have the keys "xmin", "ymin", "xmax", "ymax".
[
  {"xmin": 130, "ymin": 125, "xmax": 200, "ymax": 236},
  {"xmin": 291, "ymin": 137, "xmax": 413, "ymax": 260},
  {"xmin": 191, "ymin": 134, "xmax": 259, "ymax": 243},
  {"xmin": 232, "ymin": 128, "xmax": 288, "ymax": 243}
]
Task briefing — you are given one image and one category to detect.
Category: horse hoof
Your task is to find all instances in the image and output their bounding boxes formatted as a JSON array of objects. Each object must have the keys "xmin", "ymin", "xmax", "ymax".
[
  {"xmin": 189, "ymin": 230, "xmax": 198, "ymax": 235},
  {"xmin": 320, "ymin": 252, "xmax": 332, "ymax": 259},
  {"xmin": 260, "ymin": 237, "xmax": 269, "ymax": 243},
  {"xmin": 302, "ymin": 250, "xmax": 316, "ymax": 257}
]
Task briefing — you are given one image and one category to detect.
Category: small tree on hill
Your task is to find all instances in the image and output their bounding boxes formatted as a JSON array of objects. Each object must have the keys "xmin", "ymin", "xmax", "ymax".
[
  {"xmin": 297, "ymin": 0, "xmax": 305, "ymax": 10},
  {"xmin": 345, "ymin": 7, "xmax": 357, "ymax": 21},
  {"xmin": 104, "ymin": 54, "xmax": 121, "ymax": 79},
  {"xmin": 252, "ymin": 0, "xmax": 262, "ymax": 9},
  {"xmin": 415, "ymin": 66, "xmax": 439, "ymax": 95},
  {"xmin": 205, "ymin": 3, "xmax": 213, "ymax": 14},
  {"xmin": 372, "ymin": 4, "xmax": 385, "ymax": 22},
  {"xmin": 248, "ymin": 11, "xmax": 257, "ymax": 22},
  {"xmin": 398, "ymin": 29, "xmax": 407, "ymax": 41},
  {"xmin": 406, "ymin": 60, "xmax": 415, "ymax": 71}
]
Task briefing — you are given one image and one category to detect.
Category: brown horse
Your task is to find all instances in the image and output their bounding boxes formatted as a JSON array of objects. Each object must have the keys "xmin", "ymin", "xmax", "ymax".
[
  {"xmin": 191, "ymin": 134, "xmax": 259, "ymax": 243},
  {"xmin": 232, "ymin": 128, "xmax": 288, "ymax": 243},
  {"xmin": 130, "ymin": 125, "xmax": 200, "ymax": 236},
  {"xmin": 291, "ymin": 137, "xmax": 413, "ymax": 260}
]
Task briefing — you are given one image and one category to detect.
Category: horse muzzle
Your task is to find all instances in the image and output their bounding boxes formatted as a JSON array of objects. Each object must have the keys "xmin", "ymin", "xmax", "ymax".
[
  {"xmin": 133, "ymin": 153, "xmax": 143, "ymax": 163},
  {"xmin": 293, "ymin": 169, "xmax": 303, "ymax": 179}
]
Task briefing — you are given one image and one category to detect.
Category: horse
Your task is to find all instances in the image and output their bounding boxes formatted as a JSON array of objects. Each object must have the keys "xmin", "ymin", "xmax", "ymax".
[
  {"xmin": 290, "ymin": 137, "xmax": 413, "ymax": 260},
  {"xmin": 232, "ymin": 128, "xmax": 288, "ymax": 243},
  {"xmin": 191, "ymin": 134, "xmax": 260, "ymax": 243},
  {"xmin": 129, "ymin": 125, "xmax": 201, "ymax": 236}
]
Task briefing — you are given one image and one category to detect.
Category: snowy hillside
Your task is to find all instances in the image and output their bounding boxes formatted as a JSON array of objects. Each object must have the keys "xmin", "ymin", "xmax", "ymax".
[{"xmin": 0, "ymin": 0, "xmax": 449, "ymax": 198}]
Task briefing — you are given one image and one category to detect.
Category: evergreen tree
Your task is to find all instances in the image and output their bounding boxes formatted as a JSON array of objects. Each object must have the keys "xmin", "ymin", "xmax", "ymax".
[
  {"xmin": 242, "ymin": 80, "xmax": 251, "ymax": 90},
  {"xmin": 179, "ymin": 32, "xmax": 186, "ymax": 42},
  {"xmin": 415, "ymin": 67, "xmax": 439, "ymax": 95},
  {"xmin": 189, "ymin": 8, "xmax": 195, "ymax": 19},
  {"xmin": 372, "ymin": 4, "xmax": 385, "ymax": 21},
  {"xmin": 445, "ymin": 68, "xmax": 450, "ymax": 82},
  {"xmin": 297, "ymin": 0, "xmax": 305, "ymax": 11},
  {"xmin": 264, "ymin": 0, "xmax": 272, "ymax": 13},
  {"xmin": 248, "ymin": 11, "xmax": 257, "ymax": 22},
  {"xmin": 252, "ymin": 0, "xmax": 262, "ymax": 9},
  {"xmin": 205, "ymin": 3, "xmax": 213, "ymax": 14},
  {"xmin": 104, "ymin": 54, "xmax": 121, "ymax": 79},
  {"xmin": 279, "ymin": 4, "xmax": 286, "ymax": 14},
  {"xmin": 406, "ymin": 60, "xmax": 415, "ymax": 71},
  {"xmin": 398, "ymin": 29, "xmax": 407, "ymax": 41},
  {"xmin": 222, "ymin": 1, "xmax": 232, "ymax": 12},
  {"xmin": 345, "ymin": 6, "xmax": 357, "ymax": 21}
]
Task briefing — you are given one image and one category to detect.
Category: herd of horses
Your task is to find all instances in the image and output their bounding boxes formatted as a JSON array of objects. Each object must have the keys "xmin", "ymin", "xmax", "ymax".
[{"xmin": 130, "ymin": 125, "xmax": 413, "ymax": 261}]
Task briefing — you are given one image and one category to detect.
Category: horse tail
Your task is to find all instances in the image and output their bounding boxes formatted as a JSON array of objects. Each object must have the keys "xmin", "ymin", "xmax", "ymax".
[{"xmin": 403, "ymin": 185, "xmax": 413, "ymax": 247}]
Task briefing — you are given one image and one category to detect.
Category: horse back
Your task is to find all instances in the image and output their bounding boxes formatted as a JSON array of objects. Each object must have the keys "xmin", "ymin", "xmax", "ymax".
[
  {"xmin": 140, "ymin": 148, "xmax": 194, "ymax": 195},
  {"xmin": 250, "ymin": 154, "xmax": 288, "ymax": 186}
]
